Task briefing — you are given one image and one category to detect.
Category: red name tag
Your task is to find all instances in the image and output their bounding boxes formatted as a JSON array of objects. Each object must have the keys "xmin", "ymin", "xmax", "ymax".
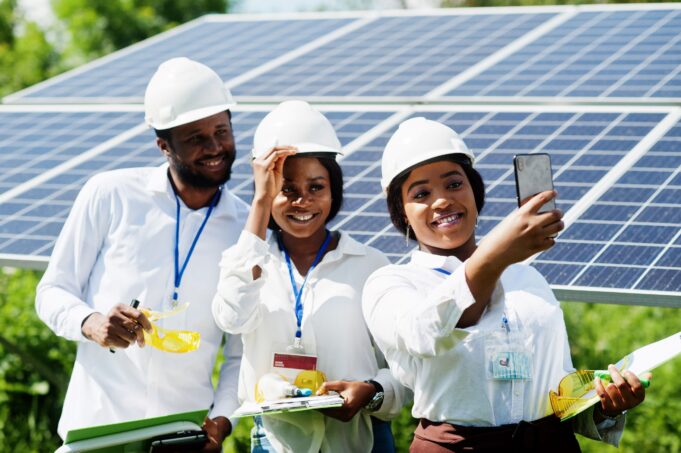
[{"xmin": 273, "ymin": 353, "xmax": 317, "ymax": 370}]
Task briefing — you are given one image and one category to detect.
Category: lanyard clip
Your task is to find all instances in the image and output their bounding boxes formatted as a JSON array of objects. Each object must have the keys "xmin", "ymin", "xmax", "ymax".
[{"xmin": 502, "ymin": 315, "xmax": 510, "ymax": 333}]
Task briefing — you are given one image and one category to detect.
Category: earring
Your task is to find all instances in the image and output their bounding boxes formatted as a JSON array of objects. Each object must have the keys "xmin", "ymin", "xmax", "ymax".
[{"xmin": 405, "ymin": 224, "xmax": 411, "ymax": 246}]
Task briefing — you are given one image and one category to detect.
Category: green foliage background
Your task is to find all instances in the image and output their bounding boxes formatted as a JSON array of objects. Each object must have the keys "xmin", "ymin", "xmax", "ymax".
[{"xmin": 1, "ymin": 267, "xmax": 679, "ymax": 452}]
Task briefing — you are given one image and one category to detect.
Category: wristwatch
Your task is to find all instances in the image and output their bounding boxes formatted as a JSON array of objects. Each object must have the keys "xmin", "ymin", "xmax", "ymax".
[{"xmin": 364, "ymin": 380, "xmax": 385, "ymax": 412}]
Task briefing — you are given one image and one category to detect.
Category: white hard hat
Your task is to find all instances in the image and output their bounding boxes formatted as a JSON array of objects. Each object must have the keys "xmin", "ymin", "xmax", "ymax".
[
  {"xmin": 381, "ymin": 117, "xmax": 475, "ymax": 191},
  {"xmin": 252, "ymin": 100, "xmax": 342, "ymax": 159},
  {"xmin": 144, "ymin": 57, "xmax": 236, "ymax": 130}
]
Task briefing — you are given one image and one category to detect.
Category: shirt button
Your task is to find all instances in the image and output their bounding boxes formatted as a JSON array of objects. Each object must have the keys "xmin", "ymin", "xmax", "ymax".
[{"xmin": 514, "ymin": 390, "xmax": 520, "ymax": 397}]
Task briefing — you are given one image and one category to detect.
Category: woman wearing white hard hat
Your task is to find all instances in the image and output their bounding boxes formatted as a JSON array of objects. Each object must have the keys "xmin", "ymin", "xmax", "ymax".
[
  {"xmin": 212, "ymin": 101, "xmax": 409, "ymax": 453},
  {"xmin": 362, "ymin": 117, "xmax": 648, "ymax": 452}
]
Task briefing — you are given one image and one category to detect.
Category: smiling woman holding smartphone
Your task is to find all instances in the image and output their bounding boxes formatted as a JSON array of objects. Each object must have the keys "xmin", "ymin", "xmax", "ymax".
[{"xmin": 362, "ymin": 117, "xmax": 649, "ymax": 452}]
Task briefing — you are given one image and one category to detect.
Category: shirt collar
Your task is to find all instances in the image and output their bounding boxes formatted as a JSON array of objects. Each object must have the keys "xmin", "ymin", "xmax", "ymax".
[
  {"xmin": 410, "ymin": 249, "xmax": 463, "ymax": 274},
  {"xmin": 146, "ymin": 162, "xmax": 237, "ymax": 219},
  {"xmin": 268, "ymin": 230, "xmax": 367, "ymax": 260}
]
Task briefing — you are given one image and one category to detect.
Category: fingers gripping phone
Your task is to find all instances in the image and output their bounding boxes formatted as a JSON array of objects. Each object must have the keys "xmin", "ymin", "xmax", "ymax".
[{"xmin": 513, "ymin": 153, "xmax": 556, "ymax": 214}]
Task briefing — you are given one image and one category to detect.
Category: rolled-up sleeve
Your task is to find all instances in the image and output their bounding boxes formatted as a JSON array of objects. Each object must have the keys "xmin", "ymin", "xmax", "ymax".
[
  {"xmin": 212, "ymin": 230, "xmax": 271, "ymax": 334},
  {"xmin": 35, "ymin": 176, "xmax": 108, "ymax": 342},
  {"xmin": 362, "ymin": 263, "xmax": 476, "ymax": 359},
  {"xmin": 572, "ymin": 406, "xmax": 625, "ymax": 447}
]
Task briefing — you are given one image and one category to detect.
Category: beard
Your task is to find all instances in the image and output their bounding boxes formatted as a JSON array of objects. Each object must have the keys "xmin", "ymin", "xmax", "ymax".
[{"xmin": 169, "ymin": 151, "xmax": 235, "ymax": 189}]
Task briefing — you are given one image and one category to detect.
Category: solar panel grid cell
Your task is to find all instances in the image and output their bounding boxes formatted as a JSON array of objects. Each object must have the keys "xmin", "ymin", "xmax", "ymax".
[
  {"xmin": 18, "ymin": 19, "xmax": 352, "ymax": 101},
  {"xmin": 238, "ymin": 13, "xmax": 555, "ymax": 97},
  {"xmin": 448, "ymin": 9, "xmax": 681, "ymax": 99}
]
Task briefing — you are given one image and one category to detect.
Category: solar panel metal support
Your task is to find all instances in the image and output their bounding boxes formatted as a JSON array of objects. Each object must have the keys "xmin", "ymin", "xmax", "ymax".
[
  {"xmin": 0, "ymin": 253, "xmax": 49, "ymax": 271},
  {"xmin": 553, "ymin": 286, "xmax": 681, "ymax": 309}
]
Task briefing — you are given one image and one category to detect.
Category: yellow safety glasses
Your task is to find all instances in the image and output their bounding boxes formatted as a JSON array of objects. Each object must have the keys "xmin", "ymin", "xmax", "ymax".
[{"xmin": 140, "ymin": 303, "xmax": 201, "ymax": 353}]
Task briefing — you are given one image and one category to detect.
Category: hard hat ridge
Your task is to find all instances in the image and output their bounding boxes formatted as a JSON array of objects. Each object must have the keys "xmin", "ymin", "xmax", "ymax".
[{"xmin": 144, "ymin": 57, "xmax": 236, "ymax": 130}]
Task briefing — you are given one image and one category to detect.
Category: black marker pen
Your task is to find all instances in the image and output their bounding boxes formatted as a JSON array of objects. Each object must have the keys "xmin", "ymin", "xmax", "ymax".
[{"xmin": 110, "ymin": 299, "xmax": 141, "ymax": 354}]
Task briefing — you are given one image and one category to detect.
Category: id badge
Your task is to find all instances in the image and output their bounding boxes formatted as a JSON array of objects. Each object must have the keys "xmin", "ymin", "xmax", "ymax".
[
  {"xmin": 269, "ymin": 344, "xmax": 326, "ymax": 394},
  {"xmin": 484, "ymin": 331, "xmax": 533, "ymax": 380}
]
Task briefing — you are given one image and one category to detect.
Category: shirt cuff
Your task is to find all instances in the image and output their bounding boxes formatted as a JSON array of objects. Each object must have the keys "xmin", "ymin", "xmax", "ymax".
[
  {"xmin": 71, "ymin": 305, "xmax": 97, "ymax": 342},
  {"xmin": 572, "ymin": 405, "xmax": 626, "ymax": 447},
  {"xmin": 368, "ymin": 368, "xmax": 396, "ymax": 420}
]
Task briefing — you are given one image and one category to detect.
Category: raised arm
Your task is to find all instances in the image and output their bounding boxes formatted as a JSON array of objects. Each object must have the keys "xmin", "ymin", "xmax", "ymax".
[{"xmin": 212, "ymin": 146, "xmax": 296, "ymax": 334}]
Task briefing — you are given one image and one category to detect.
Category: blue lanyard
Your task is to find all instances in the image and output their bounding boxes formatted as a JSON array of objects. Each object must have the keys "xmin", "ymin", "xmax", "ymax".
[
  {"xmin": 432, "ymin": 267, "xmax": 452, "ymax": 276},
  {"xmin": 172, "ymin": 188, "xmax": 221, "ymax": 304},
  {"xmin": 278, "ymin": 230, "xmax": 332, "ymax": 340}
]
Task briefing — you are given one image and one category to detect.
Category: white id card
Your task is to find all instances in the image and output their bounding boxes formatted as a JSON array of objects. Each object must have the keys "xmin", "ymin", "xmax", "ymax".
[{"xmin": 484, "ymin": 331, "xmax": 533, "ymax": 380}]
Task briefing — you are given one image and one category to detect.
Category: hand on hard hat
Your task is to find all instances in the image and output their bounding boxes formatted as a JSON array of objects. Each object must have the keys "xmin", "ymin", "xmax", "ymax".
[
  {"xmin": 244, "ymin": 145, "xmax": 298, "ymax": 244},
  {"xmin": 252, "ymin": 146, "xmax": 298, "ymax": 204}
]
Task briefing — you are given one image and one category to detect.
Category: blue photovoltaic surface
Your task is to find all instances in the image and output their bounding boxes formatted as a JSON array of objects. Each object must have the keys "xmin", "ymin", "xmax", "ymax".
[
  {"xmin": 448, "ymin": 9, "xmax": 681, "ymax": 99},
  {"xmin": 235, "ymin": 13, "xmax": 554, "ymax": 97},
  {"xmin": 0, "ymin": 110, "xmax": 394, "ymax": 257},
  {"xmin": 534, "ymin": 119, "xmax": 681, "ymax": 291},
  {"xmin": 0, "ymin": 111, "xmax": 142, "ymax": 195},
  {"xmin": 13, "ymin": 18, "xmax": 351, "ymax": 102},
  {"xmin": 328, "ymin": 110, "xmax": 664, "ymax": 264}
]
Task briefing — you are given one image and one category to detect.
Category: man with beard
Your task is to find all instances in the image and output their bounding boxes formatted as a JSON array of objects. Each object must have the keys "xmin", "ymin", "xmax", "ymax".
[{"xmin": 36, "ymin": 58, "xmax": 248, "ymax": 451}]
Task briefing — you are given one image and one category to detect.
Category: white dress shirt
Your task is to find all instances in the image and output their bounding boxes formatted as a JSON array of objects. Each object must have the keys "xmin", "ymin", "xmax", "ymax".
[
  {"xmin": 213, "ymin": 230, "xmax": 411, "ymax": 453},
  {"xmin": 36, "ymin": 164, "xmax": 249, "ymax": 438},
  {"xmin": 362, "ymin": 250, "xmax": 625, "ymax": 447}
]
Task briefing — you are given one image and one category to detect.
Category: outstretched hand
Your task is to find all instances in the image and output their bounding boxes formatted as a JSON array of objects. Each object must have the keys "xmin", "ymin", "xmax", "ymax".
[{"xmin": 477, "ymin": 189, "xmax": 563, "ymax": 269}]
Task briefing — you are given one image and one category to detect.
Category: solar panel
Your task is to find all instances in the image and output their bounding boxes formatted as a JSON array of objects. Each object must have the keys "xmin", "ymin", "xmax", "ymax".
[
  {"xmin": 0, "ymin": 110, "xmax": 142, "ymax": 195},
  {"xmin": 535, "ymin": 118, "xmax": 681, "ymax": 295},
  {"xmin": 1, "ymin": 4, "xmax": 679, "ymax": 306},
  {"xmin": 446, "ymin": 8, "xmax": 681, "ymax": 99},
  {"xmin": 235, "ymin": 12, "xmax": 555, "ymax": 97},
  {"xmin": 328, "ymin": 108, "xmax": 669, "ymax": 266},
  {"xmin": 5, "ymin": 17, "xmax": 354, "ymax": 103},
  {"xmin": 0, "ymin": 108, "xmax": 396, "ymax": 262}
]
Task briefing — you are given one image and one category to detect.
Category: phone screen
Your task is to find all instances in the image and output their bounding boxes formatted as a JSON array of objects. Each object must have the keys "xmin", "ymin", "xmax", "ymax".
[{"xmin": 513, "ymin": 153, "xmax": 556, "ymax": 213}]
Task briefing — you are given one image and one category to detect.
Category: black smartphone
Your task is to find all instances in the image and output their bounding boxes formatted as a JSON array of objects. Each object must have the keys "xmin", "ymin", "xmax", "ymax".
[{"xmin": 513, "ymin": 153, "xmax": 556, "ymax": 213}]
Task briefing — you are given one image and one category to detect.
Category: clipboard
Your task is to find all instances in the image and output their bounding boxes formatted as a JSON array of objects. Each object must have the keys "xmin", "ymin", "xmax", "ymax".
[
  {"xmin": 57, "ymin": 409, "xmax": 208, "ymax": 453},
  {"xmin": 232, "ymin": 395, "xmax": 344, "ymax": 417}
]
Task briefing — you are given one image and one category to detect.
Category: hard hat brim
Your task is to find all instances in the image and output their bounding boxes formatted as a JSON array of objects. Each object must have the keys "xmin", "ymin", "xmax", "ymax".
[
  {"xmin": 147, "ymin": 102, "xmax": 236, "ymax": 130},
  {"xmin": 381, "ymin": 151, "xmax": 474, "ymax": 191},
  {"xmin": 251, "ymin": 142, "xmax": 343, "ymax": 159}
]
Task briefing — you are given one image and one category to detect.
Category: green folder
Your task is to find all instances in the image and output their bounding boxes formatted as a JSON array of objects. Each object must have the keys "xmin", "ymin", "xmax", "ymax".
[{"xmin": 65, "ymin": 409, "xmax": 207, "ymax": 443}]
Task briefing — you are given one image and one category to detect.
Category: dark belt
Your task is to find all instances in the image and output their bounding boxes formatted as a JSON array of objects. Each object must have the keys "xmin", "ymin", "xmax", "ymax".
[{"xmin": 412, "ymin": 415, "xmax": 581, "ymax": 453}]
